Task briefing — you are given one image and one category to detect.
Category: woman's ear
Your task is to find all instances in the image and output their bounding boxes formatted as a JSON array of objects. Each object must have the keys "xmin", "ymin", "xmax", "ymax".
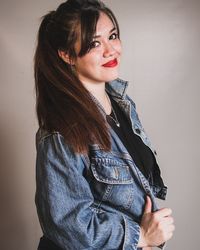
[{"xmin": 58, "ymin": 50, "xmax": 74, "ymax": 65}]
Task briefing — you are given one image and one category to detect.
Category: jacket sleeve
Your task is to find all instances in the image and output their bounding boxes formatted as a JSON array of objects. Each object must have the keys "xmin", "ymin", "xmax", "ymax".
[{"xmin": 35, "ymin": 132, "xmax": 141, "ymax": 250}]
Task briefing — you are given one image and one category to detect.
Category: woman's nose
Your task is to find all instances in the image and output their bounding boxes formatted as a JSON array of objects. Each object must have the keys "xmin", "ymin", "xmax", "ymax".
[{"xmin": 103, "ymin": 42, "xmax": 116, "ymax": 58}]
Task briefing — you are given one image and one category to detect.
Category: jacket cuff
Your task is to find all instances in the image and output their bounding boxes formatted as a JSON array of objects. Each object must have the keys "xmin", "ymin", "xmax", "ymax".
[{"xmin": 123, "ymin": 216, "xmax": 140, "ymax": 250}]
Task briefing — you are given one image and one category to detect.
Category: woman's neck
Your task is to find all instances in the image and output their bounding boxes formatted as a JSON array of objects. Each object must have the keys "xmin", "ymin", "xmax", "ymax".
[{"xmin": 82, "ymin": 81, "xmax": 111, "ymax": 115}]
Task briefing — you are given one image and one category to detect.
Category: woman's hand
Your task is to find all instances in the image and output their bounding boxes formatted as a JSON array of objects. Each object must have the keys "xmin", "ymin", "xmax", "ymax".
[{"xmin": 138, "ymin": 196, "xmax": 175, "ymax": 248}]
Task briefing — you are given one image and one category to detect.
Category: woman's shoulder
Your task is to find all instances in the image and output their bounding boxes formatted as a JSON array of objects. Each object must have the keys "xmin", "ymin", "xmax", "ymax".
[
  {"xmin": 35, "ymin": 127, "xmax": 87, "ymax": 171},
  {"xmin": 36, "ymin": 127, "xmax": 69, "ymax": 152},
  {"xmin": 35, "ymin": 128, "xmax": 83, "ymax": 160},
  {"xmin": 36, "ymin": 127, "xmax": 62, "ymax": 145}
]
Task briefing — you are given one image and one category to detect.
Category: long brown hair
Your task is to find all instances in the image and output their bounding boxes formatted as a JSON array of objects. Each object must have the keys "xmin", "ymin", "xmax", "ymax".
[{"xmin": 34, "ymin": 0, "xmax": 120, "ymax": 153}]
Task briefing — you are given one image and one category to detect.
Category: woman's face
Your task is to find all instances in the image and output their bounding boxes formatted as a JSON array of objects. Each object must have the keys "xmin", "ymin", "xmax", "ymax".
[{"xmin": 74, "ymin": 12, "xmax": 122, "ymax": 86}]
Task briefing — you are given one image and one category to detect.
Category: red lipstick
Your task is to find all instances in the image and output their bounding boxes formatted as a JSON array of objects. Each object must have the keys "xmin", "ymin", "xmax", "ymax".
[{"xmin": 102, "ymin": 58, "xmax": 118, "ymax": 67}]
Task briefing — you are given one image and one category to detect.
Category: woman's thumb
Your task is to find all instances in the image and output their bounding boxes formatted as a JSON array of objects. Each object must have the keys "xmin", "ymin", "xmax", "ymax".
[{"xmin": 143, "ymin": 196, "xmax": 152, "ymax": 214}]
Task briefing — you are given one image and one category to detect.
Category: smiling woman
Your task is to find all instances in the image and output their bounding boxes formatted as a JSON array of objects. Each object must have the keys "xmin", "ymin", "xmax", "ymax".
[
  {"xmin": 34, "ymin": 0, "xmax": 174, "ymax": 249},
  {"xmin": 59, "ymin": 12, "xmax": 121, "ymax": 87}
]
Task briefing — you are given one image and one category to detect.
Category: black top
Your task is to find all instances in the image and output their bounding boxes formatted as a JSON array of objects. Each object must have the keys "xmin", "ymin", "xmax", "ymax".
[{"xmin": 106, "ymin": 94, "xmax": 164, "ymax": 187}]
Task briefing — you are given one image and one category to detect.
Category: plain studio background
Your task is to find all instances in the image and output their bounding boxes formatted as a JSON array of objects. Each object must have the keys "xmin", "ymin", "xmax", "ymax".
[{"xmin": 0, "ymin": 0, "xmax": 199, "ymax": 249}]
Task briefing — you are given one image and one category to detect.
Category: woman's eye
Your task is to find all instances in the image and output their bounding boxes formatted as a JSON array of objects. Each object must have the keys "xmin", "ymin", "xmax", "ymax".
[
  {"xmin": 89, "ymin": 41, "xmax": 100, "ymax": 49},
  {"xmin": 109, "ymin": 33, "xmax": 118, "ymax": 40}
]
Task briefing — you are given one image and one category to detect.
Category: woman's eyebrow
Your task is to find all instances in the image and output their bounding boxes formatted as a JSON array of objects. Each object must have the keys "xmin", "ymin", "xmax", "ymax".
[{"xmin": 93, "ymin": 27, "xmax": 117, "ymax": 39}]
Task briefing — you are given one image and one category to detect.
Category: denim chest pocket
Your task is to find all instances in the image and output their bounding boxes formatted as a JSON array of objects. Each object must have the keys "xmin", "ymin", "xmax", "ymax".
[
  {"xmin": 91, "ymin": 158, "xmax": 134, "ymax": 184},
  {"xmin": 90, "ymin": 157, "xmax": 135, "ymax": 210}
]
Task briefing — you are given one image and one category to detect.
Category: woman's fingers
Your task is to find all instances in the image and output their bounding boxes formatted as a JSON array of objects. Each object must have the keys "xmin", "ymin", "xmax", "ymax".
[
  {"xmin": 154, "ymin": 207, "xmax": 172, "ymax": 218},
  {"xmin": 143, "ymin": 196, "xmax": 152, "ymax": 214},
  {"xmin": 161, "ymin": 216, "xmax": 174, "ymax": 225}
]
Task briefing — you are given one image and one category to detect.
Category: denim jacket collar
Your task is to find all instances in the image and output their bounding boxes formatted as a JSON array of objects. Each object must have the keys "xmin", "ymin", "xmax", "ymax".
[
  {"xmin": 106, "ymin": 78, "xmax": 129, "ymax": 100},
  {"xmin": 89, "ymin": 78, "xmax": 129, "ymax": 118}
]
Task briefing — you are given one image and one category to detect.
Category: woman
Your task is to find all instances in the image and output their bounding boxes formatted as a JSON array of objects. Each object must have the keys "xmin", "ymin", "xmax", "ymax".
[{"xmin": 34, "ymin": 0, "xmax": 175, "ymax": 249}]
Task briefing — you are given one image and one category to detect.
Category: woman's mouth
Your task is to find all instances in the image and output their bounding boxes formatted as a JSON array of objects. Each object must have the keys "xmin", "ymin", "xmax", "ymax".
[{"xmin": 102, "ymin": 58, "xmax": 118, "ymax": 67}]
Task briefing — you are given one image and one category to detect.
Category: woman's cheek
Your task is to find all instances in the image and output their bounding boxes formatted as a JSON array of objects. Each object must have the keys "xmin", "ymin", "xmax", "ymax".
[{"xmin": 117, "ymin": 43, "xmax": 122, "ymax": 54}]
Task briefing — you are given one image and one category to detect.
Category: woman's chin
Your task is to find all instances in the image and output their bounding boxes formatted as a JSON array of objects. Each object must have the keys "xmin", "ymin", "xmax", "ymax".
[{"xmin": 103, "ymin": 72, "xmax": 120, "ymax": 83}]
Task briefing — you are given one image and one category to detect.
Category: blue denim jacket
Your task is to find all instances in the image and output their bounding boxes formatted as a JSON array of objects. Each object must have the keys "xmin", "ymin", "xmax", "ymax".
[{"xmin": 35, "ymin": 78, "xmax": 167, "ymax": 250}]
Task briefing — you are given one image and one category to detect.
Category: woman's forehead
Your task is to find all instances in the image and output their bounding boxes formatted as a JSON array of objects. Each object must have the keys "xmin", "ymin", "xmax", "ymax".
[{"xmin": 94, "ymin": 12, "xmax": 115, "ymax": 37}]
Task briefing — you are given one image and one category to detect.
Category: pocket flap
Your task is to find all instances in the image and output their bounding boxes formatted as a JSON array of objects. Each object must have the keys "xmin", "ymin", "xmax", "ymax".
[{"xmin": 91, "ymin": 159, "xmax": 134, "ymax": 184}]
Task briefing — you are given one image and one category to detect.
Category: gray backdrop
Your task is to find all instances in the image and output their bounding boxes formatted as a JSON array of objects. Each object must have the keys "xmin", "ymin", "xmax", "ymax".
[{"xmin": 0, "ymin": 0, "xmax": 199, "ymax": 249}]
